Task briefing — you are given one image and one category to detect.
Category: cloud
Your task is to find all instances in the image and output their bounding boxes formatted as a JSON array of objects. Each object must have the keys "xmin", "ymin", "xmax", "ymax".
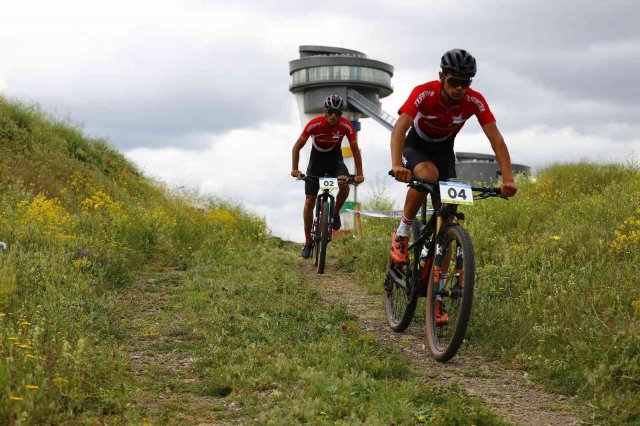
[
  {"xmin": 125, "ymin": 119, "xmax": 299, "ymax": 206},
  {"xmin": 3, "ymin": 0, "xmax": 639, "ymax": 148},
  {"xmin": 1, "ymin": 1, "xmax": 301, "ymax": 149},
  {"xmin": 2, "ymin": 0, "xmax": 639, "ymax": 242}
]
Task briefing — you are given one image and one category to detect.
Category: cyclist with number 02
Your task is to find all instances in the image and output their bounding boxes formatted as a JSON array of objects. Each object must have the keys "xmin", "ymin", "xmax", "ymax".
[
  {"xmin": 389, "ymin": 49, "xmax": 518, "ymax": 315},
  {"xmin": 291, "ymin": 95, "xmax": 365, "ymax": 258}
]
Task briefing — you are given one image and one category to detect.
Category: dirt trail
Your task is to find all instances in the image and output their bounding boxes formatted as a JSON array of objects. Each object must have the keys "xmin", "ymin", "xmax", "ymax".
[
  {"xmin": 305, "ymin": 262, "xmax": 586, "ymax": 426},
  {"xmin": 120, "ymin": 262, "xmax": 586, "ymax": 425}
]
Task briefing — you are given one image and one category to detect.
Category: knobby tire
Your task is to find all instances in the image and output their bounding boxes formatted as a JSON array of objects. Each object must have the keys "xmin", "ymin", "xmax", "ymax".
[
  {"xmin": 384, "ymin": 219, "xmax": 421, "ymax": 331},
  {"xmin": 426, "ymin": 224, "xmax": 475, "ymax": 362},
  {"xmin": 317, "ymin": 200, "xmax": 330, "ymax": 274},
  {"xmin": 313, "ymin": 197, "xmax": 322, "ymax": 267}
]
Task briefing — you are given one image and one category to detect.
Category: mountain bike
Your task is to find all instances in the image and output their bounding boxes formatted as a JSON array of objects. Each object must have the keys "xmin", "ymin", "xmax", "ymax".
[
  {"xmin": 299, "ymin": 174, "xmax": 357, "ymax": 274},
  {"xmin": 384, "ymin": 173, "xmax": 505, "ymax": 361}
]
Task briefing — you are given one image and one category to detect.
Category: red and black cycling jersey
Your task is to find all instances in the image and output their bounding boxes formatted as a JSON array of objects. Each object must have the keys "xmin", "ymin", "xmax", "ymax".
[
  {"xmin": 399, "ymin": 80, "xmax": 495, "ymax": 143},
  {"xmin": 300, "ymin": 116, "xmax": 356, "ymax": 153},
  {"xmin": 301, "ymin": 116, "xmax": 356, "ymax": 176}
]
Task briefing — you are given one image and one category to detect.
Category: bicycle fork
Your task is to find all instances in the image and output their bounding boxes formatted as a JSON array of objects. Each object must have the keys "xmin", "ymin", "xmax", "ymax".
[
  {"xmin": 432, "ymin": 241, "xmax": 446, "ymax": 301},
  {"xmin": 315, "ymin": 194, "xmax": 335, "ymax": 241},
  {"xmin": 432, "ymin": 222, "xmax": 465, "ymax": 300}
]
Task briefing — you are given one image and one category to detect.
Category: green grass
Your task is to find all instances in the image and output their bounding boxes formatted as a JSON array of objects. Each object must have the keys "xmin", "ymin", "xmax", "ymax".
[
  {"xmin": 333, "ymin": 161, "xmax": 640, "ymax": 424},
  {"xmin": 116, "ymin": 239, "xmax": 505, "ymax": 425},
  {"xmin": 0, "ymin": 97, "xmax": 263, "ymax": 423}
]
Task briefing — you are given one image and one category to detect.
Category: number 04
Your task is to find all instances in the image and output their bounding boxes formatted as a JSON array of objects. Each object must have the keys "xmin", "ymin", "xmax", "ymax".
[{"xmin": 448, "ymin": 187, "xmax": 467, "ymax": 200}]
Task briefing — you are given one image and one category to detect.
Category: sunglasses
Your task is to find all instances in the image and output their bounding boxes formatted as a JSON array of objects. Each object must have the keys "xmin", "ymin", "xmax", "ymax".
[
  {"xmin": 445, "ymin": 76, "xmax": 472, "ymax": 88},
  {"xmin": 325, "ymin": 109, "xmax": 343, "ymax": 117}
]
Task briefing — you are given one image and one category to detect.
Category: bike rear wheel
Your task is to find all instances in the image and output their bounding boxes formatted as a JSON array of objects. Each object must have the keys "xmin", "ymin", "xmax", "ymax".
[
  {"xmin": 384, "ymin": 220, "xmax": 421, "ymax": 331},
  {"xmin": 317, "ymin": 200, "xmax": 330, "ymax": 274},
  {"xmin": 426, "ymin": 224, "xmax": 475, "ymax": 362}
]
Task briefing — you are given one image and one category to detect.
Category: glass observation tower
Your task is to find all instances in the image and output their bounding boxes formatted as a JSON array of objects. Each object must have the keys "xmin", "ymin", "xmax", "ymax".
[{"xmin": 289, "ymin": 45, "xmax": 396, "ymax": 131}]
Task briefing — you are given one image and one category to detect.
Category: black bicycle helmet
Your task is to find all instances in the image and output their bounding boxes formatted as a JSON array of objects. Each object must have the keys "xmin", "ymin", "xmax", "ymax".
[
  {"xmin": 323, "ymin": 94, "xmax": 346, "ymax": 110},
  {"xmin": 440, "ymin": 49, "xmax": 477, "ymax": 78}
]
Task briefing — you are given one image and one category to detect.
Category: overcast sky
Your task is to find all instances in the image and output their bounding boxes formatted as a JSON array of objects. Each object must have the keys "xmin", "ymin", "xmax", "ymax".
[{"xmin": 1, "ymin": 0, "xmax": 639, "ymax": 242}]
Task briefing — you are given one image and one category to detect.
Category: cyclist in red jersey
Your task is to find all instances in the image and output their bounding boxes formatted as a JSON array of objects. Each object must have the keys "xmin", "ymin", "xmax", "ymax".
[
  {"xmin": 390, "ymin": 49, "xmax": 517, "ymax": 264},
  {"xmin": 292, "ymin": 95, "xmax": 365, "ymax": 258}
]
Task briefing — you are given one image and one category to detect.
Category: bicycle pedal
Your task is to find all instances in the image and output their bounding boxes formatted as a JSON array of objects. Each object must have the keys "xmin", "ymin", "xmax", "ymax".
[{"xmin": 383, "ymin": 276, "xmax": 393, "ymax": 293}]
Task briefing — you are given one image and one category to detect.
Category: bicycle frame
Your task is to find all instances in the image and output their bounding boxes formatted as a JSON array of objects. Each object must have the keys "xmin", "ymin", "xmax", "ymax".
[
  {"xmin": 415, "ymin": 202, "xmax": 463, "ymax": 282},
  {"xmin": 388, "ymin": 195, "xmax": 459, "ymax": 298}
]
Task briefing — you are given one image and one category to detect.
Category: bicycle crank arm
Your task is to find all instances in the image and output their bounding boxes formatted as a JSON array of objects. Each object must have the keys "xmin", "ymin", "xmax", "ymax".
[
  {"xmin": 387, "ymin": 269, "xmax": 408, "ymax": 290},
  {"xmin": 435, "ymin": 288, "xmax": 463, "ymax": 298}
]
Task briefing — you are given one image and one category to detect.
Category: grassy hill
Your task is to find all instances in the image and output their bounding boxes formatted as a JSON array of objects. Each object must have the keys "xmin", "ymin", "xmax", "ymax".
[
  {"xmin": 333, "ymin": 161, "xmax": 640, "ymax": 423},
  {"xmin": 0, "ymin": 97, "xmax": 268, "ymax": 422}
]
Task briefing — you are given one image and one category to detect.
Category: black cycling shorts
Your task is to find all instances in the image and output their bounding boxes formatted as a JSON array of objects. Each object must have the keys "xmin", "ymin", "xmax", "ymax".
[
  {"xmin": 403, "ymin": 128, "xmax": 457, "ymax": 206},
  {"xmin": 403, "ymin": 129, "xmax": 456, "ymax": 181},
  {"xmin": 305, "ymin": 160, "xmax": 349, "ymax": 196}
]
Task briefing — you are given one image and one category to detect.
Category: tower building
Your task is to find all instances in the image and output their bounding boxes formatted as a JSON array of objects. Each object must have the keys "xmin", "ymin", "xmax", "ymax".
[{"xmin": 289, "ymin": 45, "xmax": 396, "ymax": 131}]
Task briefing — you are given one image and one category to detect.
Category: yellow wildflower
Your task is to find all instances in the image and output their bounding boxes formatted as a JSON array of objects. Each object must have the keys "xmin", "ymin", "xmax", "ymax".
[
  {"xmin": 549, "ymin": 235, "xmax": 561, "ymax": 241},
  {"xmin": 72, "ymin": 258, "xmax": 91, "ymax": 269},
  {"xmin": 360, "ymin": 331, "xmax": 375, "ymax": 343},
  {"xmin": 9, "ymin": 396, "xmax": 24, "ymax": 401},
  {"xmin": 52, "ymin": 377, "xmax": 69, "ymax": 387},
  {"xmin": 207, "ymin": 209, "xmax": 238, "ymax": 227},
  {"xmin": 21, "ymin": 193, "xmax": 74, "ymax": 230},
  {"xmin": 81, "ymin": 190, "xmax": 124, "ymax": 218},
  {"xmin": 15, "ymin": 344, "xmax": 32, "ymax": 349},
  {"xmin": 611, "ymin": 210, "xmax": 640, "ymax": 254},
  {"xmin": 19, "ymin": 321, "xmax": 32, "ymax": 326},
  {"xmin": 26, "ymin": 385, "xmax": 39, "ymax": 390}
]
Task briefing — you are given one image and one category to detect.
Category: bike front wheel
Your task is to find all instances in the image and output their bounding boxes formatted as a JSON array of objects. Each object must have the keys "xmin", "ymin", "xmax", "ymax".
[
  {"xmin": 313, "ymin": 197, "xmax": 322, "ymax": 267},
  {"xmin": 426, "ymin": 224, "xmax": 475, "ymax": 362},
  {"xmin": 317, "ymin": 200, "xmax": 330, "ymax": 274},
  {"xmin": 384, "ymin": 220, "xmax": 421, "ymax": 332}
]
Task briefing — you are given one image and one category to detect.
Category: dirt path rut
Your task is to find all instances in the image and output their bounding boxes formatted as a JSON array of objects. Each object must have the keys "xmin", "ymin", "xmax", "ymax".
[{"xmin": 305, "ymin": 262, "xmax": 586, "ymax": 426}]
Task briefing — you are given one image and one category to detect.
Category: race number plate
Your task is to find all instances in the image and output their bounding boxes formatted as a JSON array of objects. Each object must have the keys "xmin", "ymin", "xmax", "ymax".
[
  {"xmin": 439, "ymin": 181, "xmax": 474, "ymax": 205},
  {"xmin": 319, "ymin": 177, "xmax": 339, "ymax": 190}
]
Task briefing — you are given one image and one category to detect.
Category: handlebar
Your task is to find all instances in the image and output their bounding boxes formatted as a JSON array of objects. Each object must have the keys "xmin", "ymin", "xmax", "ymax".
[
  {"xmin": 388, "ymin": 170, "xmax": 505, "ymax": 199},
  {"xmin": 296, "ymin": 174, "xmax": 359, "ymax": 185}
]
